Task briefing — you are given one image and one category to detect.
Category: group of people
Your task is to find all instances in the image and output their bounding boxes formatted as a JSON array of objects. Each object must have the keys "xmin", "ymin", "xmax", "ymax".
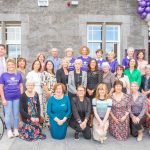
[{"xmin": 0, "ymin": 44, "xmax": 150, "ymax": 143}]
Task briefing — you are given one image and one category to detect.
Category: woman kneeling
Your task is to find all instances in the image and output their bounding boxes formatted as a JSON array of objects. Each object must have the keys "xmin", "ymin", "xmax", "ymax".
[
  {"xmin": 92, "ymin": 83, "xmax": 112, "ymax": 143},
  {"xmin": 69, "ymin": 85, "xmax": 91, "ymax": 140},
  {"xmin": 19, "ymin": 80, "xmax": 46, "ymax": 141}
]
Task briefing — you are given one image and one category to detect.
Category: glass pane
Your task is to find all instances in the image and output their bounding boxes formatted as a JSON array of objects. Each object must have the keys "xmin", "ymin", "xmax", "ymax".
[
  {"xmin": 106, "ymin": 25, "xmax": 119, "ymax": 42},
  {"xmin": 106, "ymin": 42, "xmax": 118, "ymax": 55},
  {"xmin": 6, "ymin": 27, "xmax": 21, "ymax": 42},
  {"xmin": 7, "ymin": 44, "xmax": 21, "ymax": 58},
  {"xmin": 88, "ymin": 42, "xmax": 102, "ymax": 57},
  {"xmin": 93, "ymin": 30, "xmax": 101, "ymax": 41},
  {"xmin": 87, "ymin": 25, "xmax": 102, "ymax": 42}
]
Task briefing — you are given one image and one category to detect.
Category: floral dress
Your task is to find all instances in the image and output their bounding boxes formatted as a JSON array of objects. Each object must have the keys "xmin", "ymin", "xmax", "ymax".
[
  {"xmin": 19, "ymin": 95, "xmax": 46, "ymax": 141},
  {"xmin": 41, "ymin": 71, "xmax": 57, "ymax": 127},
  {"xmin": 109, "ymin": 94, "xmax": 131, "ymax": 140}
]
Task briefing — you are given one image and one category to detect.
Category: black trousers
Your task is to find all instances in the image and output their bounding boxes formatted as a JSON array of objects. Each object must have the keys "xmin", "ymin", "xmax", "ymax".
[
  {"xmin": 130, "ymin": 117, "xmax": 145, "ymax": 137},
  {"xmin": 69, "ymin": 118, "xmax": 91, "ymax": 139}
]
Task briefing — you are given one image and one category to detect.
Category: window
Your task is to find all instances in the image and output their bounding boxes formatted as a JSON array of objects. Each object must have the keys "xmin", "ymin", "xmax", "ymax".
[
  {"xmin": 87, "ymin": 24, "xmax": 120, "ymax": 58},
  {"xmin": 87, "ymin": 25, "xmax": 102, "ymax": 57},
  {"xmin": 6, "ymin": 26, "xmax": 21, "ymax": 58},
  {"xmin": 106, "ymin": 25, "xmax": 120, "ymax": 55}
]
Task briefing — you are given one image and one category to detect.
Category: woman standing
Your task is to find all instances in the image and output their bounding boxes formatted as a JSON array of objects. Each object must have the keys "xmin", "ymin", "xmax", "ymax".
[
  {"xmin": 26, "ymin": 60, "xmax": 43, "ymax": 116},
  {"xmin": 36, "ymin": 52, "xmax": 45, "ymax": 72},
  {"xmin": 64, "ymin": 48, "xmax": 75, "ymax": 71},
  {"xmin": 68, "ymin": 59, "xmax": 87, "ymax": 101},
  {"xmin": 130, "ymin": 82, "xmax": 146, "ymax": 141},
  {"xmin": 109, "ymin": 80, "xmax": 131, "ymax": 140},
  {"xmin": 17, "ymin": 57, "xmax": 27, "ymax": 90},
  {"xmin": 47, "ymin": 83, "xmax": 71, "ymax": 139},
  {"xmin": 19, "ymin": 80, "xmax": 46, "ymax": 141},
  {"xmin": 56, "ymin": 58, "xmax": 69, "ymax": 90},
  {"xmin": 137, "ymin": 51, "xmax": 148, "ymax": 75},
  {"xmin": 124, "ymin": 58, "xmax": 141, "ymax": 86},
  {"xmin": 87, "ymin": 58, "xmax": 103, "ymax": 101},
  {"xmin": 102, "ymin": 62, "xmax": 115, "ymax": 95},
  {"xmin": 107, "ymin": 51, "xmax": 118, "ymax": 73},
  {"xmin": 92, "ymin": 83, "xmax": 112, "ymax": 143},
  {"xmin": 0, "ymin": 58, "xmax": 23, "ymax": 138},
  {"xmin": 69, "ymin": 85, "xmax": 91, "ymax": 140},
  {"xmin": 115, "ymin": 65, "xmax": 130, "ymax": 94},
  {"xmin": 78, "ymin": 46, "xmax": 91, "ymax": 72},
  {"xmin": 41, "ymin": 60, "xmax": 57, "ymax": 127}
]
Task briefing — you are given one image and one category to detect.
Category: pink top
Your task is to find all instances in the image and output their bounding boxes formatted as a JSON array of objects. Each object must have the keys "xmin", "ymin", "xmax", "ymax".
[{"xmin": 137, "ymin": 60, "xmax": 148, "ymax": 75}]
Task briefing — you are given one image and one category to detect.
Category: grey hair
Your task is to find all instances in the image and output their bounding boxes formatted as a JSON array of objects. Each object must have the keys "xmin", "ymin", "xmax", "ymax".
[
  {"xmin": 101, "ymin": 62, "xmax": 110, "ymax": 69},
  {"xmin": 25, "ymin": 79, "xmax": 35, "ymax": 86},
  {"xmin": 65, "ymin": 48, "xmax": 73, "ymax": 53},
  {"xmin": 74, "ymin": 59, "xmax": 83, "ymax": 65},
  {"xmin": 131, "ymin": 82, "xmax": 139, "ymax": 87},
  {"xmin": 127, "ymin": 47, "xmax": 134, "ymax": 53},
  {"xmin": 145, "ymin": 64, "xmax": 150, "ymax": 69}
]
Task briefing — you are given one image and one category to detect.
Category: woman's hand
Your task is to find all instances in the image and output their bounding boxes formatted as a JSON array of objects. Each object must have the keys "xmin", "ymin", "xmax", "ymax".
[
  {"xmin": 120, "ymin": 115, "xmax": 127, "ymax": 123},
  {"xmin": 113, "ymin": 117, "xmax": 119, "ymax": 124},
  {"xmin": 2, "ymin": 99, "xmax": 7, "ymax": 106},
  {"xmin": 80, "ymin": 121, "xmax": 87, "ymax": 130}
]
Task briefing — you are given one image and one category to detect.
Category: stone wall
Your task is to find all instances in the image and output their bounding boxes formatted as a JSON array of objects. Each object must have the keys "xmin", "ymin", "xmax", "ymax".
[{"xmin": 0, "ymin": 0, "xmax": 148, "ymax": 65}]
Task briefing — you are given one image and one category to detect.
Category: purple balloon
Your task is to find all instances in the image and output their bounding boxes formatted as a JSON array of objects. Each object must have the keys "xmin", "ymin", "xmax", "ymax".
[
  {"xmin": 138, "ymin": 6, "xmax": 145, "ymax": 14},
  {"xmin": 141, "ymin": 12, "xmax": 147, "ymax": 19},
  {"xmin": 147, "ymin": 2, "xmax": 150, "ymax": 6},
  {"xmin": 145, "ymin": 6, "xmax": 150, "ymax": 13},
  {"xmin": 139, "ymin": 1, "xmax": 147, "ymax": 7}
]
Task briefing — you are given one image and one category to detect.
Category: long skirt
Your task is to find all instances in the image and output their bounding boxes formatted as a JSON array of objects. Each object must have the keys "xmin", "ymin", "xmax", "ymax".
[{"xmin": 19, "ymin": 121, "xmax": 46, "ymax": 141}]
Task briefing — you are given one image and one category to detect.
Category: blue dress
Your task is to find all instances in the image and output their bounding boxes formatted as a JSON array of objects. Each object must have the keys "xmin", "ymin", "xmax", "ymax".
[{"xmin": 47, "ymin": 95, "xmax": 71, "ymax": 139}]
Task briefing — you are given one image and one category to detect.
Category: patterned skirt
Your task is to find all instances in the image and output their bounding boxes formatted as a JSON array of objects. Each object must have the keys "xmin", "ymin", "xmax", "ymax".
[
  {"xmin": 19, "ymin": 121, "xmax": 46, "ymax": 141},
  {"xmin": 109, "ymin": 116, "xmax": 130, "ymax": 141}
]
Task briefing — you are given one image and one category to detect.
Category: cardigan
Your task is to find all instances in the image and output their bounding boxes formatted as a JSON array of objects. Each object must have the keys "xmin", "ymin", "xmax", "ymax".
[
  {"xmin": 56, "ymin": 68, "xmax": 68, "ymax": 86},
  {"xmin": 124, "ymin": 68, "xmax": 141, "ymax": 86},
  {"xmin": 19, "ymin": 92, "xmax": 40, "ymax": 123},
  {"xmin": 68, "ymin": 71, "xmax": 87, "ymax": 94}
]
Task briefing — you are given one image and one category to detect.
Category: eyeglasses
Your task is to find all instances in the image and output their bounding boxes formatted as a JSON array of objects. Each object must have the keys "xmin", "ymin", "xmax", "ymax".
[{"xmin": 117, "ymin": 68, "xmax": 123, "ymax": 70}]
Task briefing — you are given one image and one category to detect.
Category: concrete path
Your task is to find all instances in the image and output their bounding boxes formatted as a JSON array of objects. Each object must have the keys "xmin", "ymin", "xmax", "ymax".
[{"xmin": 0, "ymin": 127, "xmax": 150, "ymax": 150}]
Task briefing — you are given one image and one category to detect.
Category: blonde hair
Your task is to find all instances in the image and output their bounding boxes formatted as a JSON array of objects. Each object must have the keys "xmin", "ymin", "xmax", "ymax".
[{"xmin": 95, "ymin": 83, "xmax": 108, "ymax": 100}]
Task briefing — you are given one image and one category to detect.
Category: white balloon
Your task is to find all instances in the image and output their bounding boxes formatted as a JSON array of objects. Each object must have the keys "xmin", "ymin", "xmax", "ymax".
[{"xmin": 145, "ymin": 14, "xmax": 150, "ymax": 22}]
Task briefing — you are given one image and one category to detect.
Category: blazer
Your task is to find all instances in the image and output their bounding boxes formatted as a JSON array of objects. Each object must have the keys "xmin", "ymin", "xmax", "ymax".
[
  {"xmin": 56, "ymin": 68, "xmax": 68, "ymax": 86},
  {"xmin": 20, "ymin": 92, "xmax": 40, "ymax": 123},
  {"xmin": 71, "ymin": 96, "xmax": 91, "ymax": 122},
  {"xmin": 68, "ymin": 70, "xmax": 87, "ymax": 94}
]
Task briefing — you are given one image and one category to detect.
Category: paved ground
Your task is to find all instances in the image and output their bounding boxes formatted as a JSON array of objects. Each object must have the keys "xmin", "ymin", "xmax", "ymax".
[
  {"xmin": 0, "ymin": 105, "xmax": 150, "ymax": 150},
  {"xmin": 0, "ymin": 127, "xmax": 150, "ymax": 150}
]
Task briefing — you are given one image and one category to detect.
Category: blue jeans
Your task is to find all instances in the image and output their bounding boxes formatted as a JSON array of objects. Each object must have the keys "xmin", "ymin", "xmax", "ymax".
[{"xmin": 4, "ymin": 99, "xmax": 19, "ymax": 130}]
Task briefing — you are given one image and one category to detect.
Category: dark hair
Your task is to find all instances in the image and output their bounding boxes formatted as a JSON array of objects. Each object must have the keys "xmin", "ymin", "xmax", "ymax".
[
  {"xmin": 88, "ymin": 58, "xmax": 98, "ymax": 71},
  {"xmin": 44, "ymin": 60, "xmax": 55, "ymax": 75},
  {"xmin": 17, "ymin": 57, "xmax": 27, "ymax": 68},
  {"xmin": 116, "ymin": 65, "xmax": 124, "ymax": 72},
  {"xmin": 137, "ymin": 50, "xmax": 145, "ymax": 60},
  {"xmin": 0, "ymin": 44, "xmax": 5, "ymax": 49},
  {"xmin": 128, "ymin": 58, "xmax": 138, "ymax": 69},
  {"xmin": 53, "ymin": 83, "xmax": 66, "ymax": 94},
  {"xmin": 113, "ymin": 80, "xmax": 123, "ymax": 89},
  {"xmin": 32, "ymin": 60, "xmax": 42, "ymax": 72},
  {"xmin": 96, "ymin": 49, "xmax": 103, "ymax": 54}
]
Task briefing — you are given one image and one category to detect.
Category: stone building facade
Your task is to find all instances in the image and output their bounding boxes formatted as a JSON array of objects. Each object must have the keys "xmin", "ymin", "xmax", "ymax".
[{"xmin": 0, "ymin": 0, "xmax": 148, "ymax": 65}]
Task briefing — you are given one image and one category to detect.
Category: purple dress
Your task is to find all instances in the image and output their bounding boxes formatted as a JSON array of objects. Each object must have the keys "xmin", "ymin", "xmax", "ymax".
[
  {"xmin": 77, "ymin": 56, "xmax": 91, "ymax": 72},
  {"xmin": 69, "ymin": 57, "xmax": 75, "ymax": 71},
  {"xmin": 96, "ymin": 58, "xmax": 106, "ymax": 70},
  {"xmin": 108, "ymin": 59, "xmax": 119, "ymax": 73}
]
